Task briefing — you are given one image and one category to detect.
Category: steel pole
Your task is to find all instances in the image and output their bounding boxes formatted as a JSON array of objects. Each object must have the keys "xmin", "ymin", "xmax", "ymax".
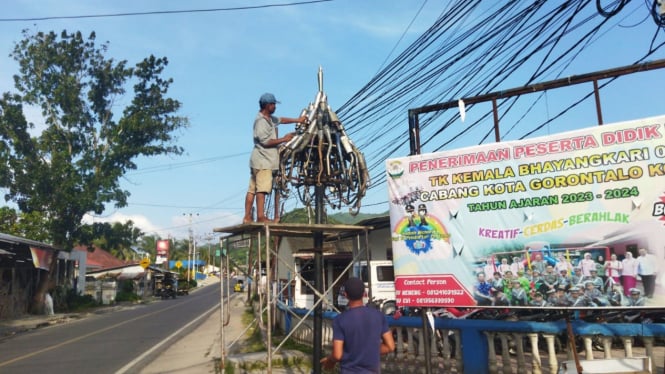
[{"xmin": 312, "ymin": 184, "xmax": 325, "ymax": 374}]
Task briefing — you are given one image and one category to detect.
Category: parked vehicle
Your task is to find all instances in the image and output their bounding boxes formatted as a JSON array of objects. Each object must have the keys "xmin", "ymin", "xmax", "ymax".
[
  {"xmin": 336, "ymin": 261, "xmax": 397, "ymax": 315},
  {"xmin": 159, "ymin": 276, "xmax": 177, "ymax": 299},
  {"xmin": 356, "ymin": 260, "xmax": 397, "ymax": 315},
  {"xmin": 234, "ymin": 278, "xmax": 244, "ymax": 292}
]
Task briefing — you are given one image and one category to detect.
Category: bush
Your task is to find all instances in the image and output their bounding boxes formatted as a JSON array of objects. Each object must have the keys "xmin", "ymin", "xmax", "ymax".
[
  {"xmin": 115, "ymin": 291, "xmax": 141, "ymax": 302},
  {"xmin": 119, "ymin": 279, "xmax": 135, "ymax": 293},
  {"xmin": 63, "ymin": 288, "xmax": 98, "ymax": 312},
  {"xmin": 179, "ymin": 279, "xmax": 197, "ymax": 289},
  {"xmin": 51, "ymin": 285, "xmax": 98, "ymax": 312}
]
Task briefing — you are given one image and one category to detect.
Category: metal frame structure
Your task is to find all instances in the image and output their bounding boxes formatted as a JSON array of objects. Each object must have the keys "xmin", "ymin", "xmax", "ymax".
[
  {"xmin": 213, "ymin": 221, "xmax": 372, "ymax": 373},
  {"xmin": 408, "ymin": 58, "xmax": 665, "ymax": 156}
]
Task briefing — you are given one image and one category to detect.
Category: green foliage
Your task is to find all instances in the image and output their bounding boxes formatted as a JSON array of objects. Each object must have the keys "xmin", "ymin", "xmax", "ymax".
[
  {"xmin": 166, "ymin": 238, "xmax": 190, "ymax": 261},
  {"xmin": 119, "ymin": 279, "xmax": 134, "ymax": 293},
  {"xmin": 137, "ymin": 235, "xmax": 160, "ymax": 261},
  {"xmin": 0, "ymin": 29, "xmax": 188, "ymax": 248},
  {"xmin": 0, "ymin": 206, "xmax": 50, "ymax": 241},
  {"xmin": 240, "ymin": 307, "xmax": 266, "ymax": 353},
  {"xmin": 66, "ymin": 292, "xmax": 98, "ymax": 311},
  {"xmin": 328, "ymin": 210, "xmax": 389, "ymax": 224},
  {"xmin": 279, "ymin": 207, "xmax": 386, "ymax": 225},
  {"xmin": 114, "ymin": 280, "xmax": 140, "ymax": 302},
  {"xmin": 223, "ymin": 361, "xmax": 234, "ymax": 374},
  {"xmin": 115, "ymin": 291, "xmax": 141, "ymax": 302},
  {"xmin": 77, "ymin": 221, "xmax": 143, "ymax": 260},
  {"xmin": 52, "ymin": 286, "xmax": 98, "ymax": 312},
  {"xmin": 280, "ymin": 207, "xmax": 343, "ymax": 224}
]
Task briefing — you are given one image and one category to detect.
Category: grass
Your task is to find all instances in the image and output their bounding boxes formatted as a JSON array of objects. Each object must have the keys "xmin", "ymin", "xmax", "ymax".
[
  {"xmin": 239, "ymin": 307, "xmax": 266, "ymax": 353},
  {"xmin": 232, "ymin": 304, "xmax": 314, "ymax": 372}
]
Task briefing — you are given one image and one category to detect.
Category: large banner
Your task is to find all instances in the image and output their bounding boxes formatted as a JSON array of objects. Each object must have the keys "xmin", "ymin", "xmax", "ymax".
[{"xmin": 387, "ymin": 115, "xmax": 665, "ymax": 308}]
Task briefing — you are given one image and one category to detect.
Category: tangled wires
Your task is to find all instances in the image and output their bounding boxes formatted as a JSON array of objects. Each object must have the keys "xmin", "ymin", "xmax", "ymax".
[{"xmin": 277, "ymin": 67, "xmax": 369, "ymax": 215}]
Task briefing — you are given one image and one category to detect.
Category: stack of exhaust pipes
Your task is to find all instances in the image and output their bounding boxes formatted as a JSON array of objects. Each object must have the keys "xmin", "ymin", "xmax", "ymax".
[{"xmin": 278, "ymin": 67, "xmax": 369, "ymax": 215}]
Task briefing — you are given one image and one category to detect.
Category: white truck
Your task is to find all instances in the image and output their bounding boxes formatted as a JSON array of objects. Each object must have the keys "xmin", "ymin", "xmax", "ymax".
[
  {"xmin": 337, "ymin": 260, "xmax": 397, "ymax": 315},
  {"xmin": 293, "ymin": 259, "xmax": 397, "ymax": 315}
]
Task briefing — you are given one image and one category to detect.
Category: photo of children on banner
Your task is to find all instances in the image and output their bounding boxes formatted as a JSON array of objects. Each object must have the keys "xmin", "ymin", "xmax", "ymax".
[{"xmin": 470, "ymin": 252, "xmax": 652, "ymax": 307}]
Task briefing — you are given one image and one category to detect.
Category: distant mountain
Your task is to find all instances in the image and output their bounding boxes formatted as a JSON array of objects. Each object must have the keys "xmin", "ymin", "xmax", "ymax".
[
  {"xmin": 328, "ymin": 211, "xmax": 388, "ymax": 224},
  {"xmin": 279, "ymin": 208, "xmax": 386, "ymax": 224}
]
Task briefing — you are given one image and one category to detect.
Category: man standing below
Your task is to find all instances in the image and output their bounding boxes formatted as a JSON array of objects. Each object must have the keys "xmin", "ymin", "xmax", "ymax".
[
  {"xmin": 243, "ymin": 93, "xmax": 307, "ymax": 223},
  {"xmin": 636, "ymin": 248, "xmax": 657, "ymax": 298},
  {"xmin": 321, "ymin": 277, "xmax": 395, "ymax": 373}
]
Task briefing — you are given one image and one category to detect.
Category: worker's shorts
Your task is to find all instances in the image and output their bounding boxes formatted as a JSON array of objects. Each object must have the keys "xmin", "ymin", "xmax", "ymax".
[{"xmin": 248, "ymin": 168, "xmax": 273, "ymax": 194}]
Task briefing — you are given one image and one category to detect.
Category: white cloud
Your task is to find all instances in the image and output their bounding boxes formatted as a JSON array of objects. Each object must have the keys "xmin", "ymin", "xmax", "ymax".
[{"xmin": 82, "ymin": 211, "xmax": 162, "ymax": 236}]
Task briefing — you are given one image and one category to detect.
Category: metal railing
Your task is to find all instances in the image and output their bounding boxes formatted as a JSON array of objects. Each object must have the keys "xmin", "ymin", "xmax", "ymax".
[{"xmin": 276, "ymin": 306, "xmax": 665, "ymax": 373}]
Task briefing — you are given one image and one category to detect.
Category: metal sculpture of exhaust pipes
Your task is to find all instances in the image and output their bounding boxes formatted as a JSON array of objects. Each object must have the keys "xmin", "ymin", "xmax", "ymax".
[{"xmin": 277, "ymin": 67, "xmax": 369, "ymax": 215}]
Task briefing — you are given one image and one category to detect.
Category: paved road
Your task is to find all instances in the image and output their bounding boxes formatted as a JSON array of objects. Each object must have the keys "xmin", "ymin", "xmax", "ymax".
[{"xmin": 0, "ymin": 282, "xmax": 223, "ymax": 374}]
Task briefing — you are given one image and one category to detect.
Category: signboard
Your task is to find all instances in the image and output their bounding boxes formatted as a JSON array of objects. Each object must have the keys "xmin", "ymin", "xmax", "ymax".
[
  {"xmin": 387, "ymin": 115, "xmax": 665, "ymax": 308},
  {"xmin": 230, "ymin": 238, "xmax": 250, "ymax": 249},
  {"xmin": 175, "ymin": 260, "xmax": 182, "ymax": 269},
  {"xmin": 155, "ymin": 239, "xmax": 170, "ymax": 265},
  {"xmin": 29, "ymin": 247, "xmax": 54, "ymax": 271},
  {"xmin": 140, "ymin": 258, "xmax": 151, "ymax": 269}
]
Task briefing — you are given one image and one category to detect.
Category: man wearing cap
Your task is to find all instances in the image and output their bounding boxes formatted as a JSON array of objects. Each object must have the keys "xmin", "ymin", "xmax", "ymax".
[
  {"xmin": 568, "ymin": 287, "xmax": 592, "ymax": 307},
  {"xmin": 549, "ymin": 286, "xmax": 571, "ymax": 306},
  {"xmin": 587, "ymin": 269, "xmax": 604, "ymax": 292},
  {"xmin": 530, "ymin": 292, "xmax": 548, "ymax": 307},
  {"xmin": 540, "ymin": 265, "xmax": 559, "ymax": 295},
  {"xmin": 511, "ymin": 279, "xmax": 528, "ymax": 306},
  {"xmin": 321, "ymin": 277, "xmax": 395, "ymax": 372},
  {"xmin": 583, "ymin": 280, "xmax": 606, "ymax": 306},
  {"xmin": 417, "ymin": 203, "xmax": 429, "ymax": 227},
  {"xmin": 627, "ymin": 288, "xmax": 646, "ymax": 306},
  {"xmin": 243, "ymin": 93, "xmax": 307, "ymax": 223},
  {"xmin": 571, "ymin": 267, "xmax": 584, "ymax": 289},
  {"xmin": 557, "ymin": 268, "xmax": 572, "ymax": 290}
]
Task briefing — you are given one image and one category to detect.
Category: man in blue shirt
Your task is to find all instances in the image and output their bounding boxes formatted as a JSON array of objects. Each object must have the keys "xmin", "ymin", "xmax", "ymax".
[{"xmin": 322, "ymin": 277, "xmax": 395, "ymax": 373}]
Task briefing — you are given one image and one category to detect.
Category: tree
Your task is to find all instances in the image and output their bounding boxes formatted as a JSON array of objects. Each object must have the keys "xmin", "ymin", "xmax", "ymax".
[
  {"xmin": 0, "ymin": 29, "xmax": 188, "ymax": 312},
  {"xmin": 78, "ymin": 221, "xmax": 144, "ymax": 260},
  {"xmin": 137, "ymin": 234, "xmax": 160, "ymax": 262},
  {"xmin": 0, "ymin": 206, "xmax": 51, "ymax": 241}
]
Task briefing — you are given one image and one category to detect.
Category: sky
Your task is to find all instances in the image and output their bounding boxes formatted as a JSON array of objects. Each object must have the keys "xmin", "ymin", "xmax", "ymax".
[
  {"xmin": 1, "ymin": 1, "xmax": 665, "ymax": 243},
  {"xmin": 0, "ymin": 0, "xmax": 444, "ymax": 241}
]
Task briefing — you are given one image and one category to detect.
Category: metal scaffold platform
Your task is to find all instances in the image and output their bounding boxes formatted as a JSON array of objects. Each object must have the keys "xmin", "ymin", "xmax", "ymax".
[{"xmin": 213, "ymin": 221, "xmax": 372, "ymax": 373}]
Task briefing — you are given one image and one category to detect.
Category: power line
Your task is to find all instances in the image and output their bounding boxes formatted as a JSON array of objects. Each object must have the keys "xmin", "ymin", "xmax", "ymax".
[
  {"xmin": 126, "ymin": 152, "xmax": 248, "ymax": 176},
  {"xmin": 334, "ymin": 0, "xmax": 665, "ymax": 201},
  {"xmin": 0, "ymin": 0, "xmax": 333, "ymax": 22}
]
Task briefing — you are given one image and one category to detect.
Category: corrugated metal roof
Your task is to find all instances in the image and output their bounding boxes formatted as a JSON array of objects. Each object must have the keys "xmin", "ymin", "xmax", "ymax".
[{"xmin": 0, "ymin": 232, "xmax": 60, "ymax": 251}]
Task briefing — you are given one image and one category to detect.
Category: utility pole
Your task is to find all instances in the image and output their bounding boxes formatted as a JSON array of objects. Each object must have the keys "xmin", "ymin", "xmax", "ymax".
[
  {"xmin": 183, "ymin": 213, "xmax": 198, "ymax": 282},
  {"xmin": 205, "ymin": 235, "xmax": 213, "ymax": 273}
]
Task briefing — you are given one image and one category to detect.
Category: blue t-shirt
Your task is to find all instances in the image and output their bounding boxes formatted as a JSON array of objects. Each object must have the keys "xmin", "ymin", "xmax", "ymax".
[{"xmin": 332, "ymin": 306, "xmax": 389, "ymax": 373}]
